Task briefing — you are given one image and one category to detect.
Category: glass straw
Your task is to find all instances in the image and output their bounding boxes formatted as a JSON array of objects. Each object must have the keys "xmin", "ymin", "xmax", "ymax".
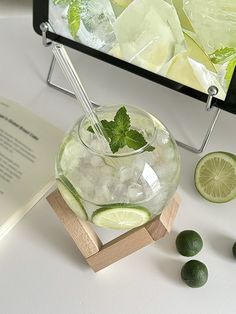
[{"xmin": 52, "ymin": 44, "xmax": 109, "ymax": 152}]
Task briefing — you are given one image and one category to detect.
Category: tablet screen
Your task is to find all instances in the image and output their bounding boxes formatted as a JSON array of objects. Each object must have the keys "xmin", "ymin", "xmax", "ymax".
[{"xmin": 48, "ymin": 0, "xmax": 236, "ymax": 102}]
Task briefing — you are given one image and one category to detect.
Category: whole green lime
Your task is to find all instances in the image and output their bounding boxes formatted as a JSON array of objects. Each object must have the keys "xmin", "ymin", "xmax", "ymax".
[
  {"xmin": 181, "ymin": 260, "xmax": 208, "ymax": 288},
  {"xmin": 176, "ymin": 230, "xmax": 203, "ymax": 256},
  {"xmin": 232, "ymin": 242, "xmax": 236, "ymax": 258}
]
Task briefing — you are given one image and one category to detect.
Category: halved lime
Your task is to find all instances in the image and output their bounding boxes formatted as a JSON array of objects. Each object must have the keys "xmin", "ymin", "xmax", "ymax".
[
  {"xmin": 92, "ymin": 204, "xmax": 151, "ymax": 230},
  {"xmin": 194, "ymin": 152, "xmax": 236, "ymax": 203},
  {"xmin": 57, "ymin": 176, "xmax": 88, "ymax": 220}
]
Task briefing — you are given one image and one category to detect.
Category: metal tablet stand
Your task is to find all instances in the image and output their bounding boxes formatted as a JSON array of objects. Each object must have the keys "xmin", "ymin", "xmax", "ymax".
[{"xmin": 40, "ymin": 22, "xmax": 221, "ymax": 154}]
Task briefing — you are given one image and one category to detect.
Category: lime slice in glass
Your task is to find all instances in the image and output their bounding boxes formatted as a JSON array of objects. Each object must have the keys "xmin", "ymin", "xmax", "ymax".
[
  {"xmin": 92, "ymin": 204, "xmax": 151, "ymax": 229},
  {"xmin": 57, "ymin": 176, "xmax": 88, "ymax": 220},
  {"xmin": 112, "ymin": 0, "xmax": 133, "ymax": 7},
  {"xmin": 184, "ymin": 32, "xmax": 216, "ymax": 73},
  {"xmin": 67, "ymin": 0, "xmax": 81, "ymax": 38},
  {"xmin": 172, "ymin": 0, "xmax": 194, "ymax": 31},
  {"xmin": 194, "ymin": 152, "xmax": 236, "ymax": 203},
  {"xmin": 183, "ymin": 0, "xmax": 236, "ymax": 54},
  {"xmin": 162, "ymin": 53, "xmax": 226, "ymax": 100}
]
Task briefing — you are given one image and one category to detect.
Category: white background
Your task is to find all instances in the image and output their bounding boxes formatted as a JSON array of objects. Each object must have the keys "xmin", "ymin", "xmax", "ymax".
[{"xmin": 0, "ymin": 2, "xmax": 236, "ymax": 314}]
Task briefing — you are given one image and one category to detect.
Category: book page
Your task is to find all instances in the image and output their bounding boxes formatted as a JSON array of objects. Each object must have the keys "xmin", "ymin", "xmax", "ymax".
[{"xmin": 0, "ymin": 97, "xmax": 64, "ymax": 230}]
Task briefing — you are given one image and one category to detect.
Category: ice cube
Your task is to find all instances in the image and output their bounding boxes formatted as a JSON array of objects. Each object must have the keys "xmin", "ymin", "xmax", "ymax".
[
  {"xmin": 113, "ymin": 0, "xmax": 186, "ymax": 72},
  {"xmin": 94, "ymin": 183, "xmax": 111, "ymax": 203},
  {"xmin": 156, "ymin": 161, "xmax": 178, "ymax": 182},
  {"xmin": 78, "ymin": 0, "xmax": 117, "ymax": 52},
  {"xmin": 141, "ymin": 152, "xmax": 157, "ymax": 167},
  {"xmin": 100, "ymin": 165, "xmax": 114, "ymax": 177},
  {"xmin": 156, "ymin": 129, "xmax": 170, "ymax": 145},
  {"xmin": 165, "ymin": 147, "xmax": 176, "ymax": 161},
  {"xmin": 145, "ymin": 188, "xmax": 169, "ymax": 215},
  {"xmin": 60, "ymin": 154, "xmax": 80, "ymax": 173},
  {"xmin": 133, "ymin": 158, "xmax": 145, "ymax": 178},
  {"xmin": 90, "ymin": 155, "xmax": 104, "ymax": 167},
  {"xmin": 111, "ymin": 183, "xmax": 128, "ymax": 202},
  {"xmin": 127, "ymin": 183, "xmax": 145, "ymax": 202},
  {"xmin": 119, "ymin": 166, "xmax": 134, "ymax": 183},
  {"xmin": 78, "ymin": 176, "xmax": 95, "ymax": 199}
]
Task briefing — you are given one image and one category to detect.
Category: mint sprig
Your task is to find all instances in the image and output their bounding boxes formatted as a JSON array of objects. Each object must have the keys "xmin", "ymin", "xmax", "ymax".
[
  {"xmin": 67, "ymin": 0, "xmax": 81, "ymax": 38},
  {"xmin": 210, "ymin": 47, "xmax": 236, "ymax": 64},
  {"xmin": 225, "ymin": 56, "xmax": 236, "ymax": 88},
  {"xmin": 88, "ymin": 106, "xmax": 155, "ymax": 153}
]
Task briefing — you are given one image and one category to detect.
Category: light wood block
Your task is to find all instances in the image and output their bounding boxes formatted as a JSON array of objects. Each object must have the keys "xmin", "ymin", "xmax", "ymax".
[
  {"xmin": 47, "ymin": 190, "xmax": 102, "ymax": 258},
  {"xmin": 86, "ymin": 226, "xmax": 153, "ymax": 272},
  {"xmin": 47, "ymin": 190, "xmax": 180, "ymax": 272}
]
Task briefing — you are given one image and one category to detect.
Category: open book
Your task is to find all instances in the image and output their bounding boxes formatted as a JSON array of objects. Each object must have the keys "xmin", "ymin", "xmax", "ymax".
[{"xmin": 0, "ymin": 97, "xmax": 64, "ymax": 239}]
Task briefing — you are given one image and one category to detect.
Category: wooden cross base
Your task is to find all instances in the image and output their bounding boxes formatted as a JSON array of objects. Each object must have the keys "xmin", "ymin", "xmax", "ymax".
[{"xmin": 47, "ymin": 190, "xmax": 180, "ymax": 272}]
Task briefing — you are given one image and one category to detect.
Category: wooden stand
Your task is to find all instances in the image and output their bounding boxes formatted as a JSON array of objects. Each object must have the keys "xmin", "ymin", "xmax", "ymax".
[{"xmin": 47, "ymin": 190, "xmax": 180, "ymax": 272}]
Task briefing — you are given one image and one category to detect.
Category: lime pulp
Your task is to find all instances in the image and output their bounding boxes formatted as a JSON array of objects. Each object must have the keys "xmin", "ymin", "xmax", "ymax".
[
  {"xmin": 92, "ymin": 204, "xmax": 151, "ymax": 230},
  {"xmin": 57, "ymin": 176, "xmax": 88, "ymax": 220},
  {"xmin": 194, "ymin": 152, "xmax": 236, "ymax": 203}
]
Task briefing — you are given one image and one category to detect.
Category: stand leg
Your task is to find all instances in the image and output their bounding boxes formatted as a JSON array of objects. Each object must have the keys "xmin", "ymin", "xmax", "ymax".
[
  {"xmin": 47, "ymin": 190, "xmax": 180, "ymax": 272},
  {"xmin": 47, "ymin": 55, "xmax": 98, "ymax": 107},
  {"xmin": 176, "ymin": 108, "xmax": 221, "ymax": 154},
  {"xmin": 47, "ymin": 190, "xmax": 102, "ymax": 258}
]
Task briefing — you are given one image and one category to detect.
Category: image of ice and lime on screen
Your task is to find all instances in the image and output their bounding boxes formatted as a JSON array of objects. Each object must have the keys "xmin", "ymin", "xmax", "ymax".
[
  {"xmin": 49, "ymin": 0, "xmax": 236, "ymax": 101},
  {"xmin": 56, "ymin": 105, "xmax": 180, "ymax": 230}
]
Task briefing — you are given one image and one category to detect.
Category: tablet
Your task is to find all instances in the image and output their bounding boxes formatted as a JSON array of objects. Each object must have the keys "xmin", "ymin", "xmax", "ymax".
[{"xmin": 33, "ymin": 0, "xmax": 236, "ymax": 114}]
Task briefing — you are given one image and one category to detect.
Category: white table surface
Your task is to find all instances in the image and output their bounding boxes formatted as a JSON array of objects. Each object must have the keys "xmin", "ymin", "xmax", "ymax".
[{"xmin": 0, "ymin": 5, "xmax": 236, "ymax": 314}]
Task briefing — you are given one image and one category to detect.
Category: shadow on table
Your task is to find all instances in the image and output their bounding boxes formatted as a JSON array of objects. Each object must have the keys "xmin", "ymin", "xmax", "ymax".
[
  {"xmin": 178, "ymin": 147, "xmax": 200, "ymax": 199},
  {"xmin": 157, "ymin": 257, "xmax": 184, "ymax": 287},
  {"xmin": 154, "ymin": 229, "xmax": 179, "ymax": 256},
  {"xmin": 151, "ymin": 230, "xmax": 184, "ymax": 286},
  {"xmin": 28, "ymin": 205, "xmax": 89, "ymax": 271},
  {"xmin": 1, "ymin": 0, "xmax": 32, "ymax": 9},
  {"xmin": 207, "ymin": 232, "xmax": 234, "ymax": 260}
]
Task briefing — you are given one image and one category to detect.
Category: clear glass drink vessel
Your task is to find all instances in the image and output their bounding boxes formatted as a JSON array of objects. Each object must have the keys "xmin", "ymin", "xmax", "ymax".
[{"xmin": 56, "ymin": 105, "xmax": 181, "ymax": 230}]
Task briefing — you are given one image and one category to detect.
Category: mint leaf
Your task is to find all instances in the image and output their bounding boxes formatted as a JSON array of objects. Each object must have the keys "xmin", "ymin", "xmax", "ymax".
[
  {"xmin": 87, "ymin": 126, "xmax": 94, "ymax": 133},
  {"xmin": 100, "ymin": 120, "xmax": 115, "ymax": 139},
  {"xmin": 67, "ymin": 0, "xmax": 81, "ymax": 38},
  {"xmin": 210, "ymin": 48, "xmax": 236, "ymax": 64},
  {"xmin": 109, "ymin": 137, "xmax": 125, "ymax": 153},
  {"xmin": 145, "ymin": 145, "xmax": 155, "ymax": 152},
  {"xmin": 87, "ymin": 120, "xmax": 115, "ymax": 137},
  {"xmin": 109, "ymin": 127, "xmax": 127, "ymax": 153},
  {"xmin": 53, "ymin": 0, "xmax": 71, "ymax": 5},
  {"xmin": 225, "ymin": 56, "xmax": 236, "ymax": 88},
  {"xmin": 114, "ymin": 106, "xmax": 130, "ymax": 132},
  {"xmin": 125, "ymin": 130, "xmax": 155, "ymax": 151},
  {"xmin": 125, "ymin": 130, "xmax": 147, "ymax": 150}
]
